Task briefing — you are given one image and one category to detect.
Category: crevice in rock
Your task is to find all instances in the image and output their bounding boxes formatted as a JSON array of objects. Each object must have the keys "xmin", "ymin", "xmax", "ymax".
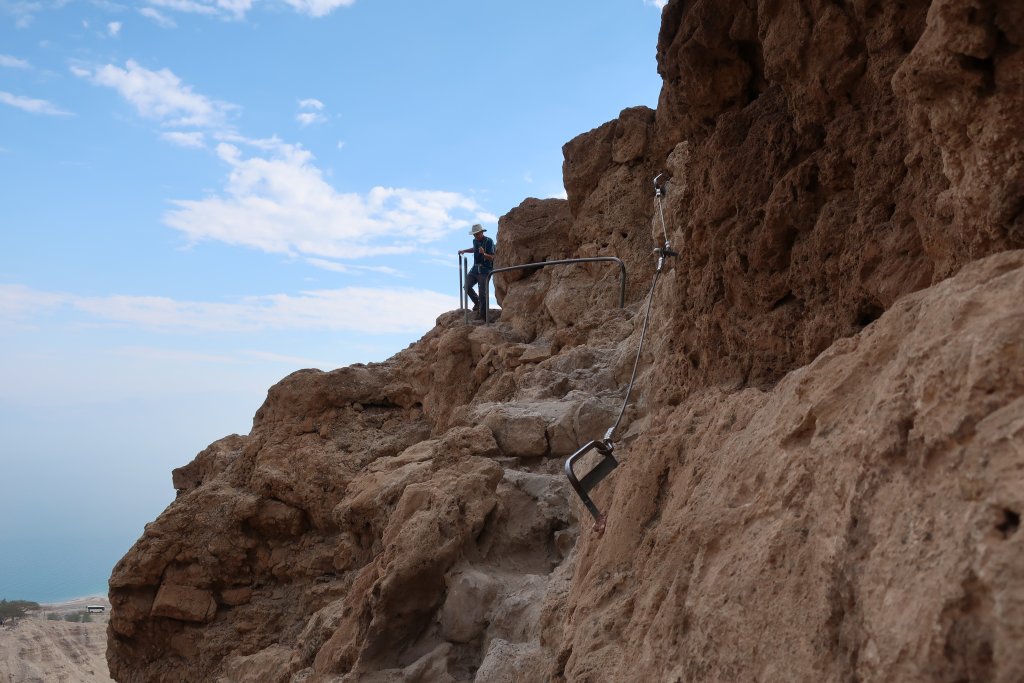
[
  {"xmin": 957, "ymin": 54, "xmax": 997, "ymax": 97},
  {"xmin": 996, "ymin": 508, "xmax": 1020, "ymax": 538}
]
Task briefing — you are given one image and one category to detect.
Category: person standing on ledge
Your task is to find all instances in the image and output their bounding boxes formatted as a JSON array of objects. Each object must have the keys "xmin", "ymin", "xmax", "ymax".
[{"xmin": 458, "ymin": 223, "xmax": 495, "ymax": 317}]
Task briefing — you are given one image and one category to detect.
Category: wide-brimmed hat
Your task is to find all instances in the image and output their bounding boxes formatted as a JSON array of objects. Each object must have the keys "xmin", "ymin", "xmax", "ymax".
[{"xmin": 468, "ymin": 224, "xmax": 486, "ymax": 235}]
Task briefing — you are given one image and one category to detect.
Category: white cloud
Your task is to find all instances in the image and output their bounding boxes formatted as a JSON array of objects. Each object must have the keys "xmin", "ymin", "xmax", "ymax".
[
  {"xmin": 146, "ymin": 0, "xmax": 218, "ymax": 16},
  {"xmin": 108, "ymin": 20, "xmax": 122, "ymax": 36},
  {"xmin": 297, "ymin": 111, "xmax": 326, "ymax": 126},
  {"xmin": 0, "ymin": 91, "xmax": 72, "ymax": 116},
  {"xmin": 139, "ymin": 7, "xmax": 177, "ymax": 26},
  {"xmin": 161, "ymin": 130, "xmax": 205, "ymax": 148},
  {"xmin": 305, "ymin": 257, "xmax": 354, "ymax": 273},
  {"xmin": 0, "ymin": 283, "xmax": 457, "ymax": 335},
  {"xmin": 336, "ymin": 141, "xmax": 345, "ymax": 150},
  {"xmin": 306, "ymin": 257, "xmax": 402, "ymax": 276},
  {"xmin": 643, "ymin": 0, "xmax": 668, "ymax": 8},
  {"xmin": 0, "ymin": 54, "xmax": 30, "ymax": 69},
  {"xmin": 0, "ymin": 284, "xmax": 66, "ymax": 317},
  {"xmin": 72, "ymin": 60, "xmax": 235, "ymax": 128},
  {"xmin": 215, "ymin": 0, "xmax": 253, "ymax": 18},
  {"xmin": 281, "ymin": 0, "xmax": 355, "ymax": 17},
  {"xmin": 142, "ymin": 0, "xmax": 351, "ymax": 20},
  {"xmin": 5, "ymin": 2, "xmax": 42, "ymax": 29},
  {"xmin": 297, "ymin": 98, "xmax": 327, "ymax": 126},
  {"xmin": 164, "ymin": 139, "xmax": 488, "ymax": 259}
]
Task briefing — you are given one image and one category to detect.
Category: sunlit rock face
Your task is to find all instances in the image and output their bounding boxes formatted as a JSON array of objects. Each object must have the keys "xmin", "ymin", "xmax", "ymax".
[{"xmin": 108, "ymin": 2, "xmax": 1024, "ymax": 681}]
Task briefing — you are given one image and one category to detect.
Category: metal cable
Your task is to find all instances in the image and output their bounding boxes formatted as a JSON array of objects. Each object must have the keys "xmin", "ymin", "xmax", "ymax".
[
  {"xmin": 603, "ymin": 177, "xmax": 674, "ymax": 445},
  {"xmin": 604, "ymin": 266, "xmax": 662, "ymax": 443}
]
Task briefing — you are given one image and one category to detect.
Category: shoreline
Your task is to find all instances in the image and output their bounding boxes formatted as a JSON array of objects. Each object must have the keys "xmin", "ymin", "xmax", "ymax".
[
  {"xmin": 34, "ymin": 594, "xmax": 112, "ymax": 617},
  {"xmin": 39, "ymin": 593, "xmax": 109, "ymax": 608}
]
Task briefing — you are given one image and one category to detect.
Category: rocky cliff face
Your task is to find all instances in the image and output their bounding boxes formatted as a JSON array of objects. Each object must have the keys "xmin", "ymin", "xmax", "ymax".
[{"xmin": 108, "ymin": 1, "xmax": 1024, "ymax": 681}]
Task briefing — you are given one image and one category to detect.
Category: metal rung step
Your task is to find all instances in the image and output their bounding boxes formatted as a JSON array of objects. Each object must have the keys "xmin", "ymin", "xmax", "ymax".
[
  {"xmin": 578, "ymin": 452, "xmax": 619, "ymax": 492},
  {"xmin": 565, "ymin": 440, "xmax": 619, "ymax": 530}
]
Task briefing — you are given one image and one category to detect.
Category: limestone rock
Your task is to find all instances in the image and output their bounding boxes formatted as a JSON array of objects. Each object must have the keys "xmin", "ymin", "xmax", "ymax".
[
  {"xmin": 150, "ymin": 585, "xmax": 217, "ymax": 624},
  {"xmin": 438, "ymin": 568, "xmax": 499, "ymax": 643}
]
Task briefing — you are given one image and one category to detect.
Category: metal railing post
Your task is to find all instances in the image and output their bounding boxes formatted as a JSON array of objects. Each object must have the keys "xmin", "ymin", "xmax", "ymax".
[
  {"xmin": 460, "ymin": 255, "xmax": 468, "ymax": 324},
  {"xmin": 483, "ymin": 269, "xmax": 490, "ymax": 321}
]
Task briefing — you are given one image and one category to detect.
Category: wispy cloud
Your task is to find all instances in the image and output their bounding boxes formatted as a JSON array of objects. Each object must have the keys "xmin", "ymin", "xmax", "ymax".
[
  {"xmin": 0, "ymin": 91, "xmax": 72, "ymax": 116},
  {"xmin": 163, "ymin": 139, "xmax": 489, "ymax": 260},
  {"xmin": 146, "ymin": 0, "xmax": 219, "ymax": 16},
  {"xmin": 280, "ymin": 0, "xmax": 355, "ymax": 17},
  {"xmin": 643, "ymin": 0, "xmax": 668, "ymax": 8},
  {"xmin": 139, "ymin": 7, "xmax": 177, "ymax": 26},
  {"xmin": 0, "ymin": 283, "xmax": 457, "ymax": 335},
  {"xmin": 71, "ymin": 60, "xmax": 235, "ymax": 128},
  {"xmin": 0, "ymin": 284, "xmax": 66, "ymax": 317},
  {"xmin": 161, "ymin": 130, "xmax": 205, "ymax": 148},
  {"xmin": 297, "ymin": 97, "xmax": 327, "ymax": 126},
  {"xmin": 4, "ymin": 2, "xmax": 43, "ymax": 28},
  {"xmin": 142, "ymin": 0, "xmax": 354, "ymax": 20},
  {"xmin": 297, "ymin": 111, "xmax": 326, "ymax": 126},
  {"xmin": 305, "ymin": 257, "xmax": 402, "ymax": 276},
  {"xmin": 0, "ymin": 54, "xmax": 30, "ymax": 69},
  {"xmin": 107, "ymin": 21, "xmax": 122, "ymax": 36}
]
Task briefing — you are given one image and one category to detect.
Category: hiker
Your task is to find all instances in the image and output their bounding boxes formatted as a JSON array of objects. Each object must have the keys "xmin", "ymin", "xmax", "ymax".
[{"xmin": 458, "ymin": 224, "xmax": 495, "ymax": 316}]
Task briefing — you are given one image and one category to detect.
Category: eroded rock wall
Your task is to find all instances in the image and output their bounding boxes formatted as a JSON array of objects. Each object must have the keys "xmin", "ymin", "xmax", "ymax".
[
  {"xmin": 646, "ymin": 0, "xmax": 1024, "ymax": 401},
  {"xmin": 108, "ymin": 1, "xmax": 1024, "ymax": 681},
  {"xmin": 556, "ymin": 251, "xmax": 1024, "ymax": 682}
]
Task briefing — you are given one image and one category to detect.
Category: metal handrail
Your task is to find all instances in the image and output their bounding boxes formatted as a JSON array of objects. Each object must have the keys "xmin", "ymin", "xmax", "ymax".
[
  {"xmin": 482, "ymin": 256, "xmax": 627, "ymax": 323},
  {"xmin": 459, "ymin": 255, "xmax": 468, "ymax": 324}
]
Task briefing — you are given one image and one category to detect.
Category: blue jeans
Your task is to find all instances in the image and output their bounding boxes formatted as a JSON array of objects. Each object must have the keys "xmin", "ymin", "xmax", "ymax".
[{"xmin": 465, "ymin": 270, "xmax": 488, "ymax": 308}]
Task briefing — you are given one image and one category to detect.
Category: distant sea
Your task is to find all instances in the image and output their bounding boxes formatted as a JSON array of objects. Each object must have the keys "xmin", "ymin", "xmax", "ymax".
[{"xmin": 0, "ymin": 533, "xmax": 137, "ymax": 603}]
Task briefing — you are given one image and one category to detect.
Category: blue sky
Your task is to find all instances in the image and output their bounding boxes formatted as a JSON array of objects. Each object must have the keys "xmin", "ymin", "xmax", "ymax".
[{"xmin": 0, "ymin": 0, "xmax": 665, "ymax": 601}]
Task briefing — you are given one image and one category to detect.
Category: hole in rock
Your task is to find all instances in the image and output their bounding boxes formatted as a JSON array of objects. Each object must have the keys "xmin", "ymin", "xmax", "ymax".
[
  {"xmin": 997, "ymin": 509, "xmax": 1020, "ymax": 538},
  {"xmin": 772, "ymin": 291, "xmax": 797, "ymax": 310},
  {"xmin": 855, "ymin": 301, "xmax": 885, "ymax": 329},
  {"xmin": 957, "ymin": 54, "xmax": 996, "ymax": 96}
]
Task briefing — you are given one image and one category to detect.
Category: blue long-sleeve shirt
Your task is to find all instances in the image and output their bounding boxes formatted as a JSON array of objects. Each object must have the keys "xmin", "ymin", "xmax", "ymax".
[{"xmin": 470, "ymin": 236, "xmax": 496, "ymax": 275}]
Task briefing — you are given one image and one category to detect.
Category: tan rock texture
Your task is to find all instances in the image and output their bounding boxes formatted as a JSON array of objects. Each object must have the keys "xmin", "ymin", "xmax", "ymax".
[{"xmin": 108, "ymin": 1, "xmax": 1024, "ymax": 681}]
